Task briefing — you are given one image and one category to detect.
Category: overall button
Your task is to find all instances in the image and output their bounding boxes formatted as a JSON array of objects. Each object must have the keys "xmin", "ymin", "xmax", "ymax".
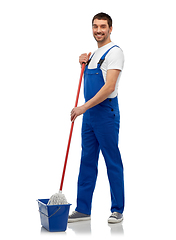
[{"xmin": 111, "ymin": 109, "xmax": 114, "ymax": 111}]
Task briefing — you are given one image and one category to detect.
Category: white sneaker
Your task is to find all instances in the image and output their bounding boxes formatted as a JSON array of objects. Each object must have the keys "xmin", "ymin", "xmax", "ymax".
[{"xmin": 108, "ymin": 212, "xmax": 123, "ymax": 223}]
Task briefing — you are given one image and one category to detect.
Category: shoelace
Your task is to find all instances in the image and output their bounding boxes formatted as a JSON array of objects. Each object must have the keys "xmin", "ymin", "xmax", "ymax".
[
  {"xmin": 111, "ymin": 212, "xmax": 118, "ymax": 218},
  {"xmin": 70, "ymin": 211, "xmax": 77, "ymax": 217}
]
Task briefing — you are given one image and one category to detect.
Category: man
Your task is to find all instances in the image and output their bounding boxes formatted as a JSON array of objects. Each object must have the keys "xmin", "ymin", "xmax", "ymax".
[{"xmin": 69, "ymin": 12, "xmax": 125, "ymax": 224}]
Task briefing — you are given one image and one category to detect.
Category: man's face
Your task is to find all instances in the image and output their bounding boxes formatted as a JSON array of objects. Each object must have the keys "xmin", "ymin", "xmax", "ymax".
[{"xmin": 92, "ymin": 19, "xmax": 112, "ymax": 43}]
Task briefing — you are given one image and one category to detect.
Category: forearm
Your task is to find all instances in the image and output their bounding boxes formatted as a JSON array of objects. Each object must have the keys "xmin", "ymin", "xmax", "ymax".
[
  {"xmin": 70, "ymin": 83, "xmax": 114, "ymax": 122},
  {"xmin": 70, "ymin": 69, "xmax": 120, "ymax": 122},
  {"xmin": 83, "ymin": 83, "xmax": 114, "ymax": 111}
]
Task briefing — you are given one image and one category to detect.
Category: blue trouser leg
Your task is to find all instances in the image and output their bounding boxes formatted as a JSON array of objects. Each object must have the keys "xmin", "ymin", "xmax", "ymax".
[
  {"xmin": 93, "ymin": 104, "xmax": 124, "ymax": 214},
  {"xmin": 76, "ymin": 118, "xmax": 100, "ymax": 215},
  {"xmin": 98, "ymin": 132, "xmax": 124, "ymax": 214}
]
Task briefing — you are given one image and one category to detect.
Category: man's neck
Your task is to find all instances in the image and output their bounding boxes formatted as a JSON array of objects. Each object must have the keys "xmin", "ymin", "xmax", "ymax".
[{"xmin": 97, "ymin": 39, "xmax": 111, "ymax": 48}]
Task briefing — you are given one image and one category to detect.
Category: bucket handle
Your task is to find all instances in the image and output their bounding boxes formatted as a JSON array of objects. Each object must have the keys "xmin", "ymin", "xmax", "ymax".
[{"xmin": 39, "ymin": 207, "xmax": 61, "ymax": 218}]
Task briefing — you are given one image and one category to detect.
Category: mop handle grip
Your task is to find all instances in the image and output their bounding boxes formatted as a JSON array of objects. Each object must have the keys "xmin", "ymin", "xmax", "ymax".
[{"xmin": 59, "ymin": 63, "xmax": 85, "ymax": 192}]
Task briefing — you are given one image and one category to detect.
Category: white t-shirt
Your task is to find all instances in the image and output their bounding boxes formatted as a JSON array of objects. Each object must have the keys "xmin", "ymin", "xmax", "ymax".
[{"xmin": 88, "ymin": 42, "xmax": 124, "ymax": 98}]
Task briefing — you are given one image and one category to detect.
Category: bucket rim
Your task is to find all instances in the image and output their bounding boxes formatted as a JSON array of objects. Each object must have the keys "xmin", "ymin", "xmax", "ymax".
[{"xmin": 37, "ymin": 199, "xmax": 71, "ymax": 206}]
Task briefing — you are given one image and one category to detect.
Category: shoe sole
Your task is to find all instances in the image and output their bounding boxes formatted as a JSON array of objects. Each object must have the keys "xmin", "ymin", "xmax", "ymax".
[
  {"xmin": 68, "ymin": 216, "xmax": 91, "ymax": 223},
  {"xmin": 108, "ymin": 216, "xmax": 123, "ymax": 224}
]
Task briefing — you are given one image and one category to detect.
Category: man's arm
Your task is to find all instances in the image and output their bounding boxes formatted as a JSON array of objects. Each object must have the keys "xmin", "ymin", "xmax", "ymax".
[{"xmin": 71, "ymin": 69, "xmax": 121, "ymax": 122}]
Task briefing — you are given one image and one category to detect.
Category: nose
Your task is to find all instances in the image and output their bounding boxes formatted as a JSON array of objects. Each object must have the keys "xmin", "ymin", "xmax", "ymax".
[{"xmin": 97, "ymin": 26, "xmax": 101, "ymax": 32}]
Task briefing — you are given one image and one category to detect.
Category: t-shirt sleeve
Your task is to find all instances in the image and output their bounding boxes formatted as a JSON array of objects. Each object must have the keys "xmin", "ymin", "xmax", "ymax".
[{"xmin": 107, "ymin": 47, "xmax": 124, "ymax": 71}]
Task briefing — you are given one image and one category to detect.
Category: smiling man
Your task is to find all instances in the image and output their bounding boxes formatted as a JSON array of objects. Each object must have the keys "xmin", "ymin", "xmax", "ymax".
[{"xmin": 69, "ymin": 12, "xmax": 125, "ymax": 224}]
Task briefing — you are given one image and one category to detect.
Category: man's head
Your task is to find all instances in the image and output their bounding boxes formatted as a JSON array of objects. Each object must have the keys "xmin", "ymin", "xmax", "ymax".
[
  {"xmin": 92, "ymin": 12, "xmax": 112, "ymax": 28},
  {"xmin": 92, "ymin": 12, "xmax": 113, "ymax": 47}
]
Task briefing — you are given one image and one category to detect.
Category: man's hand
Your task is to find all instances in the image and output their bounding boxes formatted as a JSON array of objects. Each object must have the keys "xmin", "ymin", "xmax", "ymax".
[
  {"xmin": 79, "ymin": 52, "xmax": 91, "ymax": 65},
  {"xmin": 71, "ymin": 105, "xmax": 87, "ymax": 122}
]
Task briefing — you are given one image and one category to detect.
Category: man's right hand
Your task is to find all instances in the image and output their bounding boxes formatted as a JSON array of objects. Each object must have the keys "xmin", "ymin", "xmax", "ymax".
[{"xmin": 79, "ymin": 52, "xmax": 91, "ymax": 65}]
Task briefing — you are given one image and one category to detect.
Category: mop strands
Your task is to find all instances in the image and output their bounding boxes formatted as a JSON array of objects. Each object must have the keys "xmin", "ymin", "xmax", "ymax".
[{"xmin": 47, "ymin": 191, "xmax": 68, "ymax": 205}]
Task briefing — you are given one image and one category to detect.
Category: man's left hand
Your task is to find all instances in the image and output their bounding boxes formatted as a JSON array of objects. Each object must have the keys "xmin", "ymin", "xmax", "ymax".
[{"xmin": 71, "ymin": 105, "xmax": 87, "ymax": 122}]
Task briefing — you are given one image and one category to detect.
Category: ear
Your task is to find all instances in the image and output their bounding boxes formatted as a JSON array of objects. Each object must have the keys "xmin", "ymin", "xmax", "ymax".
[{"xmin": 109, "ymin": 26, "xmax": 113, "ymax": 34}]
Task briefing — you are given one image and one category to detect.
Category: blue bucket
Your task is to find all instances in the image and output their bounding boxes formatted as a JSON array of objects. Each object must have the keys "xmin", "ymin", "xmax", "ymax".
[{"xmin": 37, "ymin": 199, "xmax": 71, "ymax": 232}]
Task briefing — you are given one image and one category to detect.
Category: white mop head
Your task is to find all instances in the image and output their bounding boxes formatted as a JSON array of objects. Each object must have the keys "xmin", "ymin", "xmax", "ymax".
[{"xmin": 47, "ymin": 192, "xmax": 68, "ymax": 205}]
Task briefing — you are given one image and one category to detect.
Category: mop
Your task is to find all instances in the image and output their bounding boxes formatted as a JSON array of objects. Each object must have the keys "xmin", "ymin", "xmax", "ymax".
[{"xmin": 47, "ymin": 63, "xmax": 85, "ymax": 205}]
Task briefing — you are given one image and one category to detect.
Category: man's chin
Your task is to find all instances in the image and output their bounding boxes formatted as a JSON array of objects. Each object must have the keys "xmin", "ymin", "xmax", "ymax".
[{"xmin": 94, "ymin": 36, "xmax": 105, "ymax": 43}]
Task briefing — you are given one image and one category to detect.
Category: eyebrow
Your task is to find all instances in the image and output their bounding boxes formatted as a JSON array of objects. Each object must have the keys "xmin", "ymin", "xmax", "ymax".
[{"xmin": 93, "ymin": 24, "xmax": 107, "ymax": 27}]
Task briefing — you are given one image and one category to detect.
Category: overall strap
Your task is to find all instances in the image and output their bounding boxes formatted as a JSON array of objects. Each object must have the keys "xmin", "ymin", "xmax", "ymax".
[
  {"xmin": 97, "ymin": 45, "xmax": 120, "ymax": 68},
  {"xmin": 86, "ymin": 53, "xmax": 95, "ymax": 66}
]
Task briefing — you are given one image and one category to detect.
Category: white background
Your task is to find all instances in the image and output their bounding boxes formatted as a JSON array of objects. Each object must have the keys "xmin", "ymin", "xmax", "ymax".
[{"xmin": 1, "ymin": 0, "xmax": 176, "ymax": 239}]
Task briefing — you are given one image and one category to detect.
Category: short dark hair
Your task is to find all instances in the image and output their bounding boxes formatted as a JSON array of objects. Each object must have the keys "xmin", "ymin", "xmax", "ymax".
[{"xmin": 92, "ymin": 12, "xmax": 112, "ymax": 28}]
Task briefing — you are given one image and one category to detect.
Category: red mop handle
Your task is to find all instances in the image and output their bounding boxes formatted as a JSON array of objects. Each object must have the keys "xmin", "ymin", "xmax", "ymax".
[{"xmin": 59, "ymin": 63, "xmax": 85, "ymax": 192}]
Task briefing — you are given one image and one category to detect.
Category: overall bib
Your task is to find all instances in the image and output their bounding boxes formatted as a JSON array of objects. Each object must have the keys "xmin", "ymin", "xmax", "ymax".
[{"xmin": 76, "ymin": 46, "xmax": 124, "ymax": 215}]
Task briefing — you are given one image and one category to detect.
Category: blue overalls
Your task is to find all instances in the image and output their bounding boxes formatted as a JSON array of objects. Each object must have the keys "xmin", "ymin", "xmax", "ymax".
[{"xmin": 75, "ymin": 45, "xmax": 124, "ymax": 215}]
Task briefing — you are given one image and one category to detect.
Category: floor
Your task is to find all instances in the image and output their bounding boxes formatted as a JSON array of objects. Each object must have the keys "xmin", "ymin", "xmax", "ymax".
[
  {"xmin": 2, "ymin": 152, "xmax": 176, "ymax": 240},
  {"xmin": 3, "ymin": 200, "xmax": 175, "ymax": 240}
]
